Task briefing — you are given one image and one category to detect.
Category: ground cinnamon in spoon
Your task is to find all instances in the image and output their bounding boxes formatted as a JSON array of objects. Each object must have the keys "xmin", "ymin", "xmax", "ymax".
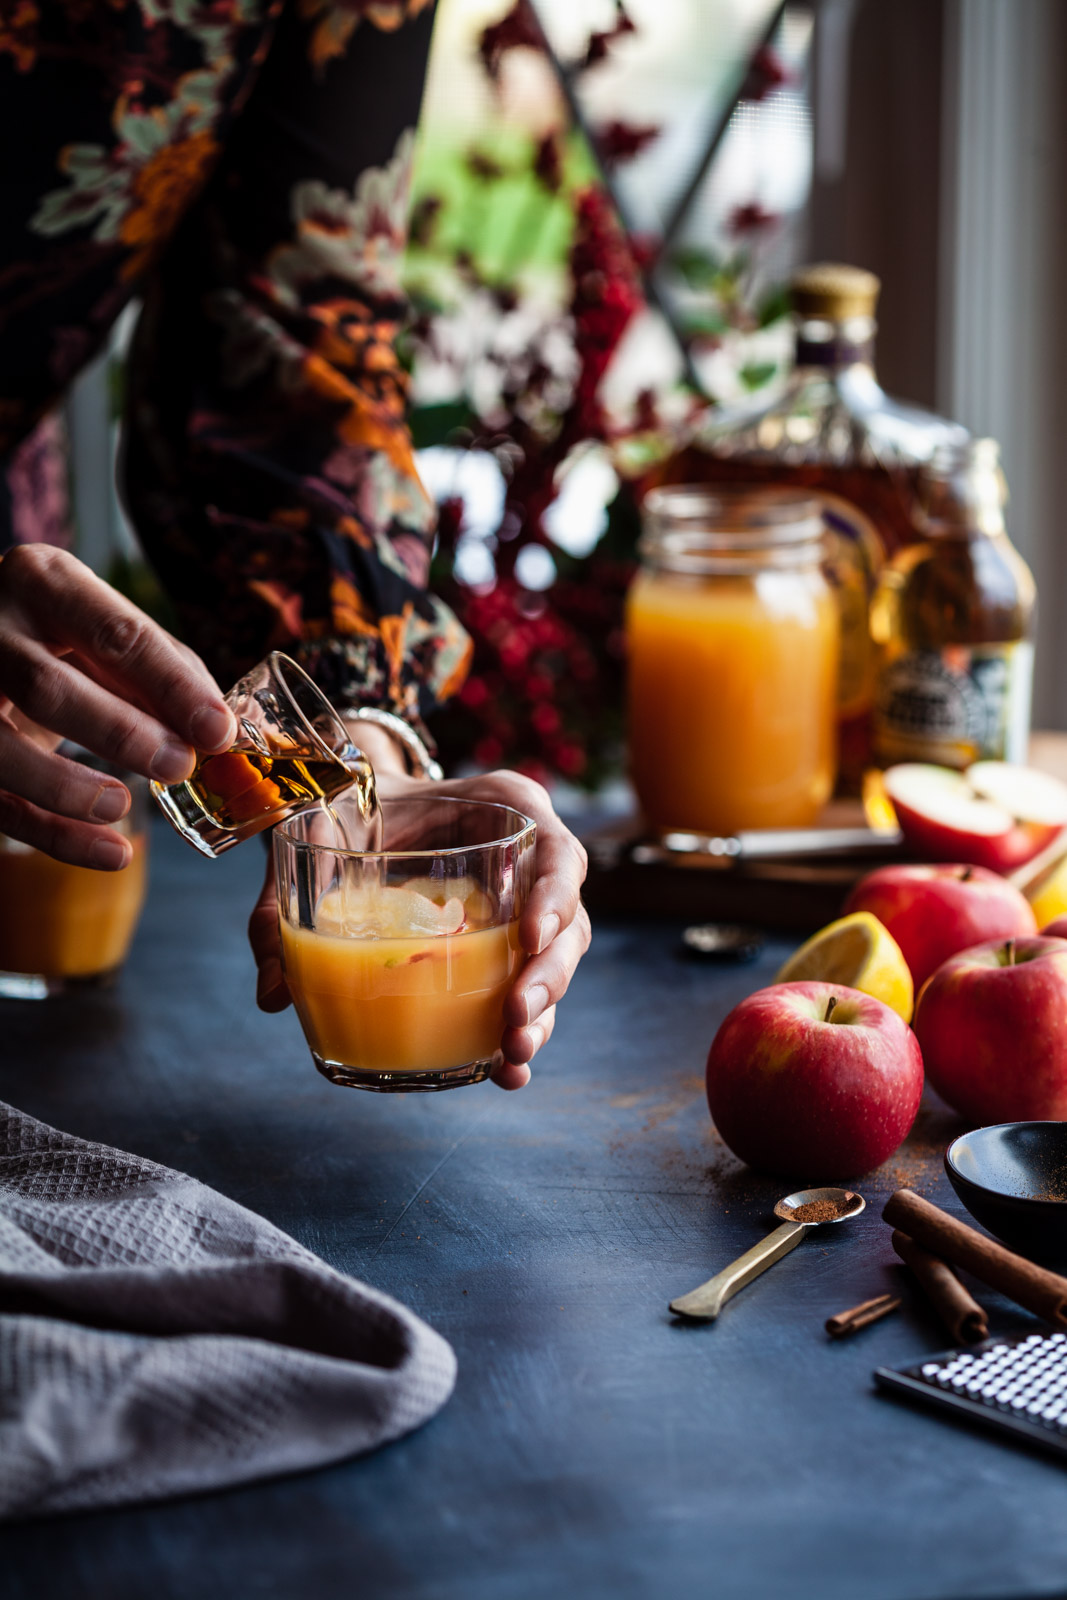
[{"xmin": 790, "ymin": 1193, "xmax": 858, "ymax": 1224}]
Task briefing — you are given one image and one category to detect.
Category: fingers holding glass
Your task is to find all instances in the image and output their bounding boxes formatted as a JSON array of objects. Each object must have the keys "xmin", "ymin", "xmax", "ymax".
[
  {"xmin": 495, "ymin": 1004, "xmax": 557, "ymax": 1089},
  {"xmin": 518, "ymin": 825, "xmax": 588, "ymax": 955},
  {"xmin": 501, "ymin": 906, "xmax": 590, "ymax": 1072},
  {"xmin": 249, "ymin": 854, "xmax": 291, "ymax": 1013}
]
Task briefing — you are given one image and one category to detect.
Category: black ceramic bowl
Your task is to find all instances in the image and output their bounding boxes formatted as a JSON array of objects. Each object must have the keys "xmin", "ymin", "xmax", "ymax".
[{"xmin": 945, "ymin": 1123, "xmax": 1067, "ymax": 1268}]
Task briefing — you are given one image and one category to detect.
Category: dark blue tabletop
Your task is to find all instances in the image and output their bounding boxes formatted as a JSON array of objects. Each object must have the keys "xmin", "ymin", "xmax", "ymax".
[{"xmin": 2, "ymin": 821, "xmax": 1066, "ymax": 1600}]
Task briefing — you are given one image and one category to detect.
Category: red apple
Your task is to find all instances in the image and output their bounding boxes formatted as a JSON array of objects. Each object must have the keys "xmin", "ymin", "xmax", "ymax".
[
  {"xmin": 706, "ymin": 981, "xmax": 924, "ymax": 1180},
  {"xmin": 883, "ymin": 762, "xmax": 1067, "ymax": 873},
  {"xmin": 1044, "ymin": 916, "xmax": 1067, "ymax": 939},
  {"xmin": 844, "ymin": 863, "xmax": 1036, "ymax": 991},
  {"xmin": 914, "ymin": 935, "xmax": 1067, "ymax": 1121}
]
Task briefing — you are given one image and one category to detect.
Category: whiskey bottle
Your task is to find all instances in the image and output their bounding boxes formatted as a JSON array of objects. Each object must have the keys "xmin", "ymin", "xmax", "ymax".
[{"xmin": 870, "ymin": 438, "xmax": 1035, "ymax": 768}]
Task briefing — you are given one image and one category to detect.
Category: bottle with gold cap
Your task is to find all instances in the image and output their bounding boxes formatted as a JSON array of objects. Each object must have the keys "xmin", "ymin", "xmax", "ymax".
[
  {"xmin": 654, "ymin": 262, "xmax": 966, "ymax": 788},
  {"xmin": 870, "ymin": 437, "xmax": 1035, "ymax": 768}
]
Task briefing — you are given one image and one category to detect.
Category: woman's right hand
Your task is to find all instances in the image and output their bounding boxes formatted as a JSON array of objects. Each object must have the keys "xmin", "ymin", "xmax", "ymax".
[{"xmin": 0, "ymin": 545, "xmax": 236, "ymax": 868}]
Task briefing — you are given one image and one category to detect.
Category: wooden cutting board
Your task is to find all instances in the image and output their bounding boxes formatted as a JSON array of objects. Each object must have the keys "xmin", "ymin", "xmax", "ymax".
[{"xmin": 579, "ymin": 733, "xmax": 1067, "ymax": 932}]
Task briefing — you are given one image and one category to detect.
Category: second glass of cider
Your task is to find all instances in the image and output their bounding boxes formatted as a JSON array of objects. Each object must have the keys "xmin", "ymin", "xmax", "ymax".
[{"xmin": 626, "ymin": 487, "xmax": 839, "ymax": 836}]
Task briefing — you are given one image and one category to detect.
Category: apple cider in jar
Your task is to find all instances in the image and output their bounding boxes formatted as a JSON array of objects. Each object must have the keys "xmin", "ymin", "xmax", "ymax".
[{"xmin": 626, "ymin": 487, "xmax": 839, "ymax": 835}]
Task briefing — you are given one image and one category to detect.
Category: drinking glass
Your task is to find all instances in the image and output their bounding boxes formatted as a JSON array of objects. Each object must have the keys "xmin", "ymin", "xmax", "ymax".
[
  {"xmin": 152, "ymin": 651, "xmax": 374, "ymax": 858},
  {"xmin": 0, "ymin": 756, "xmax": 150, "ymax": 1000},
  {"xmin": 274, "ymin": 794, "xmax": 536, "ymax": 1092}
]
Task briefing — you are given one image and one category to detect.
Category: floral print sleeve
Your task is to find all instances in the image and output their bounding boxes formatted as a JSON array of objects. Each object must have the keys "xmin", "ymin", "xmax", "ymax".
[{"xmin": 0, "ymin": 0, "xmax": 470, "ymax": 736}]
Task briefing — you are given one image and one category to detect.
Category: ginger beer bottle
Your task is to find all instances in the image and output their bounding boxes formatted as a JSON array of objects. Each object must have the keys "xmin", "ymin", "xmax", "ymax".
[{"xmin": 870, "ymin": 438, "xmax": 1035, "ymax": 768}]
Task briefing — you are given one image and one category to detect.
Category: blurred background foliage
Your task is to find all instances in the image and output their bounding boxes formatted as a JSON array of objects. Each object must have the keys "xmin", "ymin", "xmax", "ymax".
[{"xmin": 404, "ymin": 0, "xmax": 814, "ymax": 786}]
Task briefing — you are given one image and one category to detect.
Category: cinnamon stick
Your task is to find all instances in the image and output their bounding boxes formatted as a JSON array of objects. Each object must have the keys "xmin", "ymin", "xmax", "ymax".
[
  {"xmin": 892, "ymin": 1229, "xmax": 989, "ymax": 1344},
  {"xmin": 883, "ymin": 1189, "xmax": 1067, "ymax": 1328},
  {"xmin": 825, "ymin": 1293, "xmax": 901, "ymax": 1339}
]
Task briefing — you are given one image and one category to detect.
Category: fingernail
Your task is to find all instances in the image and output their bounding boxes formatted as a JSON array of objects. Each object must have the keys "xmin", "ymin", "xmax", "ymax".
[
  {"xmin": 190, "ymin": 704, "xmax": 235, "ymax": 751},
  {"xmin": 536, "ymin": 913, "xmax": 560, "ymax": 954},
  {"xmin": 523, "ymin": 983, "xmax": 549, "ymax": 1026},
  {"xmin": 90, "ymin": 785, "xmax": 129, "ymax": 823},
  {"xmin": 151, "ymin": 738, "xmax": 194, "ymax": 783},
  {"xmin": 89, "ymin": 836, "xmax": 130, "ymax": 870}
]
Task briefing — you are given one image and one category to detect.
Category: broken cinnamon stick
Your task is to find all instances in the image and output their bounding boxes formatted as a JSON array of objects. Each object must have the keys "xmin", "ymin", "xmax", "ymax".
[
  {"xmin": 892, "ymin": 1229, "xmax": 989, "ymax": 1344},
  {"xmin": 825, "ymin": 1293, "xmax": 902, "ymax": 1339},
  {"xmin": 883, "ymin": 1189, "xmax": 1067, "ymax": 1328}
]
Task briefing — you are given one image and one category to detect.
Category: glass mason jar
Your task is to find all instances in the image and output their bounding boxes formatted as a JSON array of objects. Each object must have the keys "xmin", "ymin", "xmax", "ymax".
[{"xmin": 626, "ymin": 486, "xmax": 839, "ymax": 836}]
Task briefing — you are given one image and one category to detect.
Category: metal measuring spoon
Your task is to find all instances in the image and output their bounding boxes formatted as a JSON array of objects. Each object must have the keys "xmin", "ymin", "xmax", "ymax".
[{"xmin": 669, "ymin": 1187, "xmax": 865, "ymax": 1321}]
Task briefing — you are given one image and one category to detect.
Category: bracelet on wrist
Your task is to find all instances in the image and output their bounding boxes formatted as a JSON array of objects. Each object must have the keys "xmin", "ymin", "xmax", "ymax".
[{"xmin": 342, "ymin": 707, "xmax": 443, "ymax": 781}]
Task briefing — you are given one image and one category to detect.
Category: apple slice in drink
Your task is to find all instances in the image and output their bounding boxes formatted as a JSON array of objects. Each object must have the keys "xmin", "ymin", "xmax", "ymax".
[
  {"xmin": 883, "ymin": 762, "xmax": 1067, "ymax": 873},
  {"xmin": 314, "ymin": 884, "xmax": 467, "ymax": 938},
  {"xmin": 400, "ymin": 876, "xmax": 495, "ymax": 926}
]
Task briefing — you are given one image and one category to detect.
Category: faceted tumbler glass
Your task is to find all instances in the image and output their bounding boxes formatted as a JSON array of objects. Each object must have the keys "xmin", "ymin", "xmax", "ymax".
[{"xmin": 274, "ymin": 794, "xmax": 536, "ymax": 1092}]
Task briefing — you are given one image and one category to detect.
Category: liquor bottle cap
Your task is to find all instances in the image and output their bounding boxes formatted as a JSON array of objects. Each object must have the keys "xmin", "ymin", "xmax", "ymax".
[{"xmin": 791, "ymin": 263, "xmax": 881, "ymax": 319}]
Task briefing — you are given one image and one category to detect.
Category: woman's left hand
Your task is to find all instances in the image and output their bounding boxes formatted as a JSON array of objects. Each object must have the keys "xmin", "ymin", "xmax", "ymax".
[{"xmin": 248, "ymin": 763, "xmax": 590, "ymax": 1090}]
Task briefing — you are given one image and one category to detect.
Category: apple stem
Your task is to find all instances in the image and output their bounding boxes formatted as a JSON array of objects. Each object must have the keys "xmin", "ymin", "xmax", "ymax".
[
  {"xmin": 1005, "ymin": 938, "xmax": 1016, "ymax": 966},
  {"xmin": 960, "ymin": 867, "xmax": 974, "ymax": 882},
  {"xmin": 824, "ymin": 995, "xmax": 838, "ymax": 1023}
]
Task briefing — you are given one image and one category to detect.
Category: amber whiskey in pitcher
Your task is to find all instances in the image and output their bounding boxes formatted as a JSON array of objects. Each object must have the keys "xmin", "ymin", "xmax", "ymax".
[{"xmin": 186, "ymin": 746, "xmax": 374, "ymax": 837}]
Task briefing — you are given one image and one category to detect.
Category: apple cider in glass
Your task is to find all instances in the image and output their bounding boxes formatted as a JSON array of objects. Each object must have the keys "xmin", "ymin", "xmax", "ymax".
[
  {"xmin": 275, "ymin": 795, "xmax": 535, "ymax": 1091},
  {"xmin": 279, "ymin": 886, "xmax": 522, "ymax": 1076},
  {"xmin": 0, "ymin": 764, "xmax": 149, "ymax": 996}
]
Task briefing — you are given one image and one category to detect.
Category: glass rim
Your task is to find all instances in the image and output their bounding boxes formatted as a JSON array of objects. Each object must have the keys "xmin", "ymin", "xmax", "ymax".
[
  {"xmin": 274, "ymin": 794, "xmax": 537, "ymax": 859},
  {"xmin": 639, "ymin": 486, "xmax": 826, "ymax": 570},
  {"xmin": 266, "ymin": 651, "xmax": 351, "ymax": 764}
]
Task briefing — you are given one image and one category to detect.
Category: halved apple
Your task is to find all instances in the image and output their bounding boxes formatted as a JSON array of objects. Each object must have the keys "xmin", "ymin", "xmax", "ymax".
[{"xmin": 883, "ymin": 761, "xmax": 1067, "ymax": 873}]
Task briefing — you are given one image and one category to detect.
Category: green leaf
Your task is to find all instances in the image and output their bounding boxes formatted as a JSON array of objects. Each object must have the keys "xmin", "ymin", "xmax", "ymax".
[
  {"xmin": 756, "ymin": 284, "xmax": 792, "ymax": 328},
  {"xmin": 668, "ymin": 246, "xmax": 721, "ymax": 289},
  {"xmin": 410, "ymin": 402, "xmax": 479, "ymax": 449},
  {"xmin": 738, "ymin": 361, "xmax": 779, "ymax": 391},
  {"xmin": 680, "ymin": 307, "xmax": 729, "ymax": 338}
]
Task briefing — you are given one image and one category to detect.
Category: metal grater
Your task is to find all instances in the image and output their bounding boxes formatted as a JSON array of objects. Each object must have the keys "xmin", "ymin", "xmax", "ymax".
[{"xmin": 876, "ymin": 1331, "xmax": 1067, "ymax": 1461}]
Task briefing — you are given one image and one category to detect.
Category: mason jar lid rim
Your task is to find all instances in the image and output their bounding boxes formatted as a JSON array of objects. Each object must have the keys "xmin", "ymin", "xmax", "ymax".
[{"xmin": 642, "ymin": 484, "xmax": 824, "ymax": 526}]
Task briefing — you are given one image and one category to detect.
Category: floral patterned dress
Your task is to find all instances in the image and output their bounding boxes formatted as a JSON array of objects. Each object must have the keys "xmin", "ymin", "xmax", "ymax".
[{"xmin": 0, "ymin": 0, "xmax": 470, "ymax": 734}]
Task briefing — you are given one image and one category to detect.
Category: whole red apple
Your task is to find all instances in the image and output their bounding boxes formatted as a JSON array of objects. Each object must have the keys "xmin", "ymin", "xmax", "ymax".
[
  {"xmin": 844, "ymin": 863, "xmax": 1036, "ymax": 991},
  {"xmin": 914, "ymin": 935, "xmax": 1067, "ymax": 1121},
  {"xmin": 706, "ymin": 981, "xmax": 924, "ymax": 1180}
]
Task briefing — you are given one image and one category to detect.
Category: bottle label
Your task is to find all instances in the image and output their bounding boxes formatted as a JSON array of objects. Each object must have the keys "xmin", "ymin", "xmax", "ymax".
[{"xmin": 875, "ymin": 641, "xmax": 1034, "ymax": 767}]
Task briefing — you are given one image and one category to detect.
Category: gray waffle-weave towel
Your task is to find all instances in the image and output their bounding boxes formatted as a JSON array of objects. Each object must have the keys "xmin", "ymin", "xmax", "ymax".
[{"xmin": 0, "ymin": 1100, "xmax": 456, "ymax": 1520}]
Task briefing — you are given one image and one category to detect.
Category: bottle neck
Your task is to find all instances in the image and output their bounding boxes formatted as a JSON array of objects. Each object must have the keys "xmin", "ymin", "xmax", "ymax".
[{"xmin": 793, "ymin": 313, "xmax": 876, "ymax": 373}]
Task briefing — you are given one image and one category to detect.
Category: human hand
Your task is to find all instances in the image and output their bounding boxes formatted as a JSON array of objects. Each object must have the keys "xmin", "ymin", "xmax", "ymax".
[
  {"xmin": 0, "ymin": 545, "xmax": 236, "ymax": 867},
  {"xmin": 249, "ymin": 764, "xmax": 590, "ymax": 1090}
]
